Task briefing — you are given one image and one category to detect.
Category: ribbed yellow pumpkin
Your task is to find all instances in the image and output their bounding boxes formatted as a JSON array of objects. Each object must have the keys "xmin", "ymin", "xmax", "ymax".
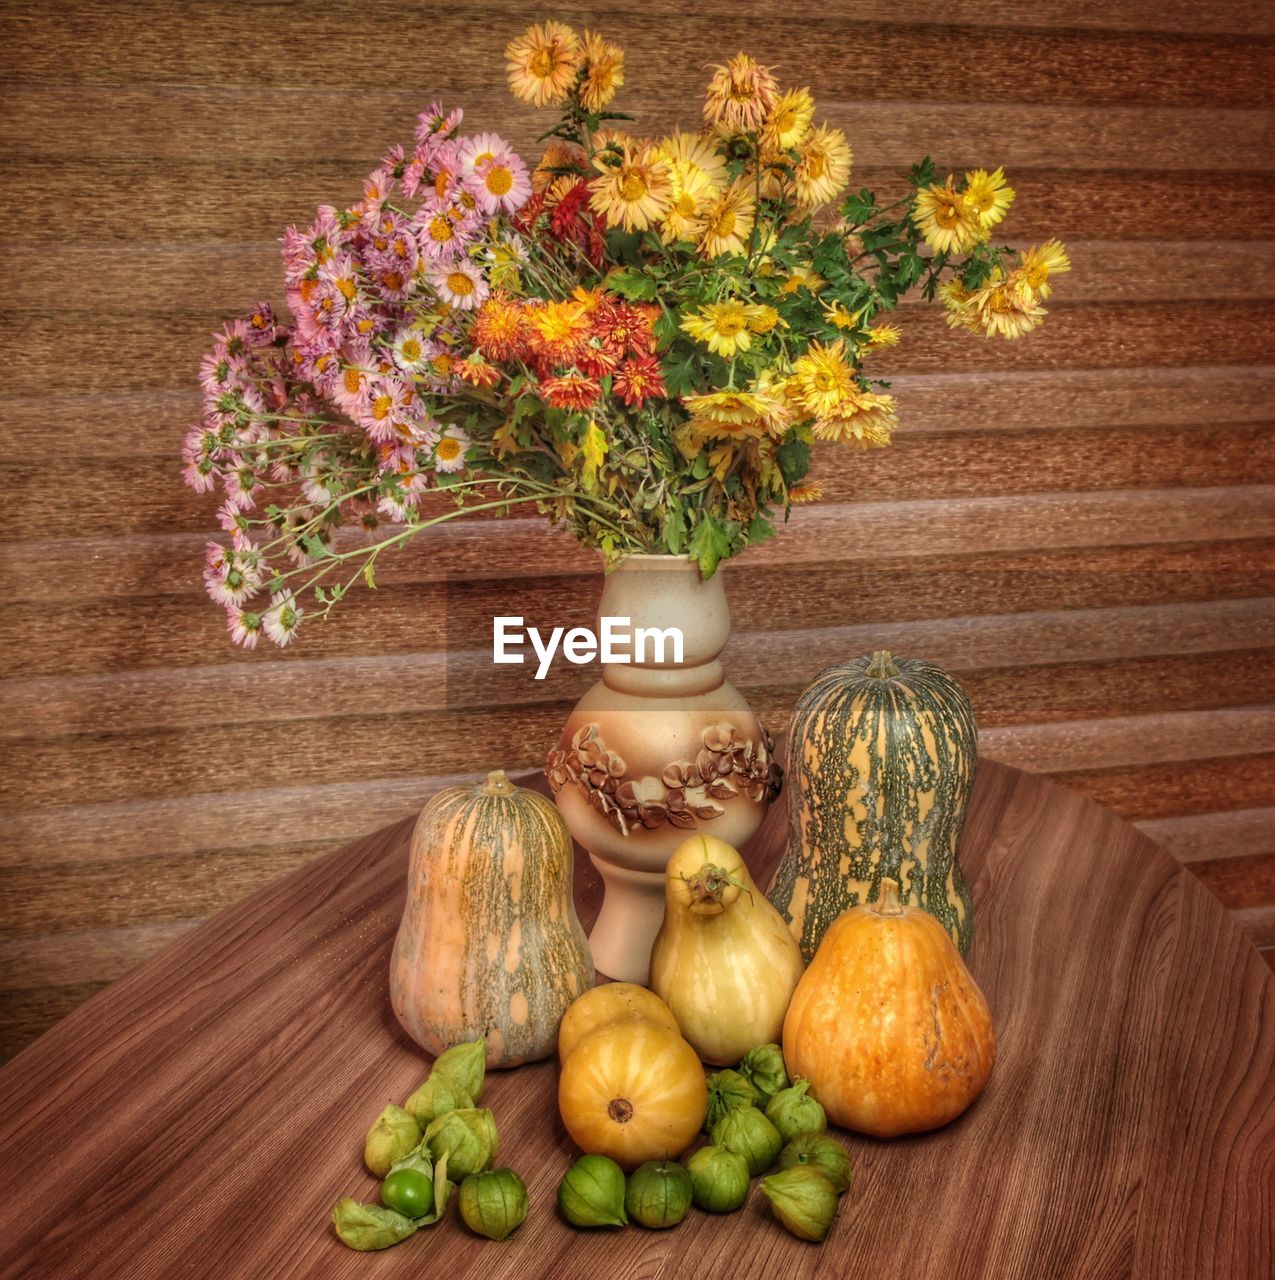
[
  {"xmin": 769, "ymin": 650, "xmax": 979, "ymax": 961},
  {"xmin": 783, "ymin": 878, "xmax": 996, "ymax": 1138},
  {"xmin": 558, "ymin": 982, "xmax": 681, "ymax": 1061},
  {"xmin": 390, "ymin": 770, "xmax": 594, "ymax": 1069},
  {"xmin": 558, "ymin": 1020, "xmax": 707, "ymax": 1170}
]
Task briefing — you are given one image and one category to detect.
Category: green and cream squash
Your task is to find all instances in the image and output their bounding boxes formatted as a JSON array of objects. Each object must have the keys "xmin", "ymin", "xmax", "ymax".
[
  {"xmin": 768, "ymin": 651, "xmax": 978, "ymax": 961},
  {"xmin": 390, "ymin": 770, "xmax": 594, "ymax": 1068}
]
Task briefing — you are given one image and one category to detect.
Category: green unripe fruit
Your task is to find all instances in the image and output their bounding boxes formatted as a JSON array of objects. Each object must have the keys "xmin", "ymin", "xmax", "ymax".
[
  {"xmin": 761, "ymin": 1165, "xmax": 840, "ymax": 1242},
  {"xmin": 711, "ymin": 1105, "xmax": 783, "ymax": 1176},
  {"xmin": 624, "ymin": 1160, "xmax": 692, "ymax": 1229},
  {"xmin": 738, "ymin": 1043, "xmax": 789, "ymax": 1105},
  {"xmin": 558, "ymin": 1154, "xmax": 628, "ymax": 1228},
  {"xmin": 424, "ymin": 1106, "xmax": 499, "ymax": 1180},
  {"xmin": 764, "ymin": 1079, "xmax": 827, "ymax": 1144},
  {"xmin": 704, "ymin": 1068, "xmax": 760, "ymax": 1131},
  {"xmin": 458, "ymin": 1168, "xmax": 528, "ymax": 1240},
  {"xmin": 379, "ymin": 1167, "xmax": 434, "ymax": 1219},
  {"xmin": 776, "ymin": 1132, "xmax": 853, "ymax": 1194},
  {"xmin": 685, "ymin": 1145, "xmax": 750, "ymax": 1213}
]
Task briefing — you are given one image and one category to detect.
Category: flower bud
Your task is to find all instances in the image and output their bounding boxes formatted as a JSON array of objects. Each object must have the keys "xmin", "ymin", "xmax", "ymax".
[
  {"xmin": 558, "ymin": 1154, "xmax": 628, "ymax": 1227},
  {"xmin": 764, "ymin": 1078, "xmax": 826, "ymax": 1144},
  {"xmin": 738, "ymin": 1043, "xmax": 789, "ymax": 1105},
  {"xmin": 624, "ymin": 1160, "xmax": 692, "ymax": 1229},
  {"xmin": 403, "ymin": 1070, "xmax": 474, "ymax": 1128},
  {"xmin": 363, "ymin": 1104, "xmax": 421, "ymax": 1177},
  {"xmin": 459, "ymin": 1168, "xmax": 529, "ymax": 1240},
  {"xmin": 704, "ymin": 1068, "xmax": 759, "ymax": 1131},
  {"xmin": 685, "ymin": 1144, "xmax": 750, "ymax": 1213},
  {"xmin": 332, "ymin": 1199, "xmax": 418, "ymax": 1251},
  {"xmin": 711, "ymin": 1105, "xmax": 783, "ymax": 1176},
  {"xmin": 776, "ymin": 1132, "xmax": 853, "ymax": 1194},
  {"xmin": 761, "ymin": 1165, "xmax": 839, "ymax": 1241},
  {"xmin": 432, "ymin": 1039, "xmax": 487, "ymax": 1102},
  {"xmin": 424, "ymin": 1106, "xmax": 499, "ymax": 1180}
]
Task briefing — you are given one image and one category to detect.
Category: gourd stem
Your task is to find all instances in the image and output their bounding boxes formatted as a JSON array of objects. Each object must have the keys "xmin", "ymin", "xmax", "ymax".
[
  {"xmin": 876, "ymin": 877, "xmax": 904, "ymax": 916},
  {"xmin": 481, "ymin": 769, "xmax": 516, "ymax": 796},
  {"xmin": 866, "ymin": 649, "xmax": 901, "ymax": 679}
]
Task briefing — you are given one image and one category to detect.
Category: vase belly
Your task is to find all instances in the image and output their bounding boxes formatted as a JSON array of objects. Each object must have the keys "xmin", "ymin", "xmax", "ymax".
[{"xmin": 546, "ymin": 555, "xmax": 781, "ymax": 983}]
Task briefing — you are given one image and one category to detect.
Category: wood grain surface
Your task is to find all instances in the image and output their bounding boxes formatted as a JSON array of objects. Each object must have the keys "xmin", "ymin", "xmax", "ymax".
[
  {"xmin": 2, "ymin": 0, "xmax": 1274, "ymax": 1058},
  {"xmin": 0, "ymin": 762, "xmax": 1270, "ymax": 1279}
]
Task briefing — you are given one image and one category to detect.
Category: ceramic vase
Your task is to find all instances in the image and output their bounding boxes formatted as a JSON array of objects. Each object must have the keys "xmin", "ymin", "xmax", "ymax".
[{"xmin": 545, "ymin": 554, "xmax": 782, "ymax": 982}]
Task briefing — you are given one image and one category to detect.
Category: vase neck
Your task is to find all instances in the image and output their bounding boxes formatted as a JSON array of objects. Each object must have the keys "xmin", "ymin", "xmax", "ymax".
[{"xmin": 597, "ymin": 556, "xmax": 730, "ymax": 696}]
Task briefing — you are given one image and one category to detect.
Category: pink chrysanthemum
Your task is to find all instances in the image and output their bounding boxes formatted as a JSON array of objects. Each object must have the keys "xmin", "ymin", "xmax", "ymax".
[
  {"xmin": 429, "ymin": 260, "xmax": 488, "ymax": 310},
  {"xmin": 415, "ymin": 101, "xmax": 464, "ymax": 145},
  {"xmin": 262, "ymin": 591, "xmax": 303, "ymax": 647},
  {"xmin": 226, "ymin": 605, "xmax": 263, "ymax": 650},
  {"xmin": 433, "ymin": 426, "xmax": 470, "ymax": 473},
  {"xmin": 466, "ymin": 152, "xmax": 532, "ymax": 216}
]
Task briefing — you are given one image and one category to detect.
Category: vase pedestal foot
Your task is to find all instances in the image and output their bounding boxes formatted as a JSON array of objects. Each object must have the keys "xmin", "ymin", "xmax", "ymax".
[{"xmin": 586, "ymin": 856, "xmax": 667, "ymax": 984}]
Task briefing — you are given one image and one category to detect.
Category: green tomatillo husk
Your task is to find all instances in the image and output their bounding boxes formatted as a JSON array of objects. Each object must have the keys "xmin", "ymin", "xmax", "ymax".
[
  {"xmin": 685, "ymin": 1144, "xmax": 750, "ymax": 1213},
  {"xmin": 776, "ymin": 1132, "xmax": 853, "ymax": 1194},
  {"xmin": 761, "ymin": 1166, "xmax": 840, "ymax": 1242},
  {"xmin": 432, "ymin": 1039, "xmax": 486, "ymax": 1103},
  {"xmin": 402, "ymin": 1070, "xmax": 474, "ymax": 1128},
  {"xmin": 704, "ymin": 1068, "xmax": 759, "ymax": 1131},
  {"xmin": 332, "ymin": 1199, "xmax": 418, "ymax": 1251},
  {"xmin": 711, "ymin": 1105, "xmax": 783, "ymax": 1177},
  {"xmin": 557, "ymin": 1154, "xmax": 628, "ymax": 1228},
  {"xmin": 738, "ymin": 1043, "xmax": 789, "ymax": 1105},
  {"xmin": 624, "ymin": 1160, "xmax": 692, "ymax": 1229},
  {"xmin": 459, "ymin": 1168, "xmax": 528, "ymax": 1240},
  {"xmin": 765, "ymin": 1079, "xmax": 827, "ymax": 1144},
  {"xmin": 424, "ymin": 1106, "xmax": 498, "ymax": 1180},
  {"xmin": 364, "ymin": 1104, "xmax": 421, "ymax": 1177}
]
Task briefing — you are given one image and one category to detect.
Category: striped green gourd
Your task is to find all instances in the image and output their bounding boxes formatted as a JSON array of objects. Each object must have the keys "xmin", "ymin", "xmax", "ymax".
[
  {"xmin": 768, "ymin": 651, "xmax": 978, "ymax": 961},
  {"xmin": 390, "ymin": 770, "xmax": 594, "ymax": 1068}
]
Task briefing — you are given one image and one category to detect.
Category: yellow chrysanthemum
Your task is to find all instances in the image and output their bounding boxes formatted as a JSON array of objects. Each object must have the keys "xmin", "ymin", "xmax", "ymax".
[
  {"xmin": 698, "ymin": 180, "xmax": 756, "ymax": 258},
  {"xmin": 912, "ymin": 179, "xmax": 984, "ymax": 255},
  {"xmin": 532, "ymin": 141, "xmax": 587, "ymax": 193},
  {"xmin": 681, "ymin": 300, "xmax": 755, "ymax": 357},
  {"xmin": 792, "ymin": 125, "xmax": 851, "ymax": 208},
  {"xmin": 703, "ymin": 52, "xmax": 779, "ymax": 134},
  {"xmin": 969, "ymin": 269, "xmax": 1047, "ymax": 339},
  {"xmin": 505, "ymin": 21, "xmax": 584, "ymax": 108},
  {"xmin": 823, "ymin": 300, "xmax": 860, "ymax": 330},
  {"xmin": 656, "ymin": 133, "xmax": 726, "ymax": 245},
  {"xmin": 812, "ymin": 390, "xmax": 898, "ymax": 448},
  {"xmin": 939, "ymin": 279, "xmax": 980, "ymax": 333},
  {"xmin": 964, "ymin": 167, "xmax": 1015, "ymax": 231},
  {"xmin": 867, "ymin": 323, "xmax": 901, "ymax": 347},
  {"xmin": 1014, "ymin": 239, "xmax": 1071, "ymax": 299},
  {"xmin": 763, "ymin": 87, "xmax": 815, "ymax": 152},
  {"xmin": 746, "ymin": 303, "xmax": 782, "ymax": 334},
  {"xmin": 588, "ymin": 141, "xmax": 673, "ymax": 232},
  {"xmin": 780, "ymin": 265, "xmax": 826, "ymax": 295},
  {"xmin": 580, "ymin": 30, "xmax": 625, "ymax": 112},
  {"xmin": 787, "ymin": 340, "xmax": 857, "ymax": 419},
  {"xmin": 681, "ymin": 389, "xmax": 790, "ymax": 442},
  {"xmin": 787, "ymin": 480, "xmax": 824, "ymax": 504}
]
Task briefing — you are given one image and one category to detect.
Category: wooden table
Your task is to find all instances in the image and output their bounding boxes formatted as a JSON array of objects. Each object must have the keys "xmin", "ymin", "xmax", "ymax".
[{"xmin": 0, "ymin": 761, "xmax": 1271, "ymax": 1278}]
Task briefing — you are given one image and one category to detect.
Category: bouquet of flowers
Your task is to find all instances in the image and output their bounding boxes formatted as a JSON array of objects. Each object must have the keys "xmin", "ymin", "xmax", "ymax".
[{"xmin": 185, "ymin": 19, "xmax": 1068, "ymax": 648}]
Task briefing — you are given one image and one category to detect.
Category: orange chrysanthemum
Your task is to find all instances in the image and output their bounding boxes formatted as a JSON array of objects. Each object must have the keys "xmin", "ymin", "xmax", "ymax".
[{"xmin": 541, "ymin": 373, "xmax": 602, "ymax": 410}]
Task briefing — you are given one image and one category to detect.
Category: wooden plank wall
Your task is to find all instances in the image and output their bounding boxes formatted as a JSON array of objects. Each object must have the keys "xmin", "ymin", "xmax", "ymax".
[{"xmin": 1, "ymin": 1, "xmax": 1273, "ymax": 1061}]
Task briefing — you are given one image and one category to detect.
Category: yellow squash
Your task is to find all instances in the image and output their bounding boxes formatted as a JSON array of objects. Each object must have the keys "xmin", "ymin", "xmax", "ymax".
[
  {"xmin": 649, "ymin": 834, "xmax": 805, "ymax": 1066},
  {"xmin": 558, "ymin": 982, "xmax": 681, "ymax": 1061},
  {"xmin": 783, "ymin": 877, "xmax": 996, "ymax": 1137},
  {"xmin": 558, "ymin": 1019, "xmax": 707, "ymax": 1169}
]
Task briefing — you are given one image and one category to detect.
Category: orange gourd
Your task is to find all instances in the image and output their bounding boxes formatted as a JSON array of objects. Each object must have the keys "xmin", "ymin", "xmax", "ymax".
[
  {"xmin": 558, "ymin": 1020, "xmax": 707, "ymax": 1169},
  {"xmin": 783, "ymin": 877, "xmax": 996, "ymax": 1138},
  {"xmin": 557, "ymin": 982, "xmax": 681, "ymax": 1061}
]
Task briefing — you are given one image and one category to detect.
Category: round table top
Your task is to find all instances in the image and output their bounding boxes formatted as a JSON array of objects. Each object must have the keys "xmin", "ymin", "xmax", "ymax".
[{"xmin": 0, "ymin": 760, "xmax": 1271, "ymax": 1279}]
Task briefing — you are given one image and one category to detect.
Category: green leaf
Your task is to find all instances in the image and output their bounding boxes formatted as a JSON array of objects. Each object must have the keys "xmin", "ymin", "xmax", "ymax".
[
  {"xmin": 362, "ymin": 560, "xmax": 377, "ymax": 590},
  {"xmin": 776, "ymin": 435, "xmax": 812, "ymax": 484},
  {"xmin": 661, "ymin": 506, "xmax": 687, "ymax": 555},
  {"xmin": 688, "ymin": 514, "xmax": 732, "ymax": 577},
  {"xmin": 608, "ymin": 268, "xmax": 658, "ymax": 302}
]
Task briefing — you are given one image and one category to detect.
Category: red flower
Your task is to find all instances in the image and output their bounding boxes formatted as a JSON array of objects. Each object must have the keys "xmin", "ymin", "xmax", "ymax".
[
  {"xmin": 613, "ymin": 354, "xmax": 667, "ymax": 407},
  {"xmin": 540, "ymin": 374, "xmax": 602, "ymax": 411}
]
